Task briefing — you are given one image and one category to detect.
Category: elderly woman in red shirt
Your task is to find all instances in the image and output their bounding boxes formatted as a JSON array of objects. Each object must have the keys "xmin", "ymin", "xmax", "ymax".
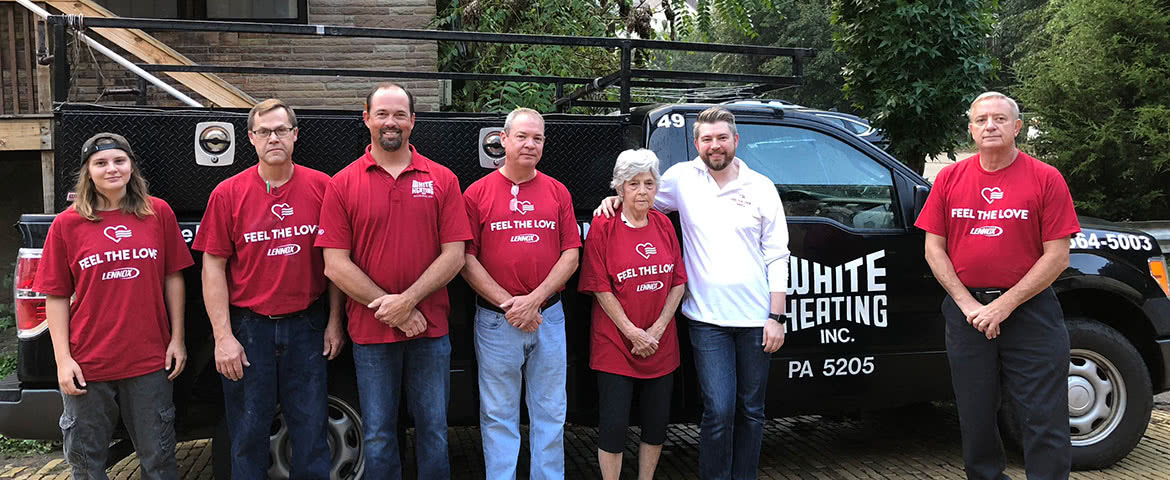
[{"xmin": 580, "ymin": 148, "xmax": 687, "ymax": 480}]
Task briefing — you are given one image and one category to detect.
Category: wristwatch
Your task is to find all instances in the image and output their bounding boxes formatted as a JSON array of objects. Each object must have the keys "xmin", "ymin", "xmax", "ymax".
[{"xmin": 768, "ymin": 313, "xmax": 783, "ymax": 322}]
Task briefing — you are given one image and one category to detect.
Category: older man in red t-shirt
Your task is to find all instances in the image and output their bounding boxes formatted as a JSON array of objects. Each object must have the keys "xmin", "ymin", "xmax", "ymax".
[
  {"xmin": 915, "ymin": 92, "xmax": 1080, "ymax": 480},
  {"xmin": 316, "ymin": 83, "xmax": 471, "ymax": 478},
  {"xmin": 461, "ymin": 108, "xmax": 581, "ymax": 480}
]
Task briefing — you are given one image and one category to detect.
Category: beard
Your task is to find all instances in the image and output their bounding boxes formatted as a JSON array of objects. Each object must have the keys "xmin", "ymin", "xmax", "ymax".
[
  {"xmin": 702, "ymin": 151, "xmax": 734, "ymax": 171},
  {"xmin": 378, "ymin": 128, "xmax": 405, "ymax": 151}
]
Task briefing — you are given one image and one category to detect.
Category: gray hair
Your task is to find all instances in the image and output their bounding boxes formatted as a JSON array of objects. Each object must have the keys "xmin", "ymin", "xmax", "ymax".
[
  {"xmin": 610, "ymin": 148, "xmax": 661, "ymax": 192},
  {"xmin": 504, "ymin": 107, "xmax": 544, "ymax": 133},
  {"xmin": 693, "ymin": 106, "xmax": 738, "ymax": 139},
  {"xmin": 968, "ymin": 91, "xmax": 1020, "ymax": 121}
]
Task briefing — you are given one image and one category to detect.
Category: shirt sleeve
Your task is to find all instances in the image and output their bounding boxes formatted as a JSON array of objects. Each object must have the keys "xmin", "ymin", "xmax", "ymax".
[
  {"xmin": 464, "ymin": 184, "xmax": 483, "ymax": 257},
  {"xmin": 577, "ymin": 217, "xmax": 610, "ymax": 293},
  {"xmin": 1041, "ymin": 167, "xmax": 1081, "ymax": 241},
  {"xmin": 664, "ymin": 216, "xmax": 687, "ymax": 287},
  {"xmin": 557, "ymin": 183, "xmax": 582, "ymax": 251},
  {"xmin": 191, "ymin": 186, "xmax": 234, "ymax": 258},
  {"xmin": 33, "ymin": 217, "xmax": 75, "ymax": 296},
  {"xmin": 653, "ymin": 164, "xmax": 682, "ymax": 214},
  {"xmin": 158, "ymin": 200, "xmax": 195, "ymax": 274},
  {"xmin": 759, "ymin": 181, "xmax": 790, "ymax": 293},
  {"xmin": 314, "ymin": 176, "xmax": 353, "ymax": 250},
  {"xmin": 437, "ymin": 172, "xmax": 473, "ymax": 244},
  {"xmin": 914, "ymin": 166, "xmax": 950, "ymax": 237}
]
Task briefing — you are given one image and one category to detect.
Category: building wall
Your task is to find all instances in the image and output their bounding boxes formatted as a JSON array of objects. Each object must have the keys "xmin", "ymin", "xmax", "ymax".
[{"xmin": 63, "ymin": 0, "xmax": 440, "ymax": 111}]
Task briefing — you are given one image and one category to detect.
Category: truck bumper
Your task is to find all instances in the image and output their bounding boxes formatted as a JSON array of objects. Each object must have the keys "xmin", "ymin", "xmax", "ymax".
[{"xmin": 0, "ymin": 373, "xmax": 63, "ymax": 440}]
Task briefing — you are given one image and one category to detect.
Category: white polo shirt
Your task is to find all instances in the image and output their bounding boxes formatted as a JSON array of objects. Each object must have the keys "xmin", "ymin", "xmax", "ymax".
[{"xmin": 656, "ymin": 157, "xmax": 790, "ymax": 327}]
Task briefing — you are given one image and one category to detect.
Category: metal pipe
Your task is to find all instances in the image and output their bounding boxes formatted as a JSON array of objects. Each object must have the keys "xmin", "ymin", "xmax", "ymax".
[{"xmin": 17, "ymin": 0, "xmax": 202, "ymax": 107}]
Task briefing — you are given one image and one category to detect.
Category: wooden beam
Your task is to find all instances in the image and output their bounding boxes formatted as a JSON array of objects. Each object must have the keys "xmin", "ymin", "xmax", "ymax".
[
  {"xmin": 44, "ymin": 0, "xmax": 256, "ymax": 108},
  {"xmin": 0, "ymin": 117, "xmax": 51, "ymax": 150},
  {"xmin": 32, "ymin": 7, "xmax": 50, "ymax": 112},
  {"xmin": 40, "ymin": 149, "xmax": 53, "ymax": 213}
]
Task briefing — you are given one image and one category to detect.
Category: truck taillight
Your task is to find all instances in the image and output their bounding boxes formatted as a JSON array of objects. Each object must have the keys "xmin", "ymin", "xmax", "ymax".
[
  {"xmin": 14, "ymin": 248, "xmax": 48, "ymax": 338},
  {"xmin": 1148, "ymin": 256, "xmax": 1170, "ymax": 297}
]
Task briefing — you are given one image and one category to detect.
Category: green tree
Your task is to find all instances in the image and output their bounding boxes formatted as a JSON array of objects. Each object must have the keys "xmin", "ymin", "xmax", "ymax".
[
  {"xmin": 433, "ymin": 0, "xmax": 652, "ymax": 112},
  {"xmin": 832, "ymin": 0, "xmax": 997, "ymax": 174},
  {"xmin": 1014, "ymin": 0, "xmax": 1170, "ymax": 221},
  {"xmin": 986, "ymin": 0, "xmax": 1048, "ymax": 95}
]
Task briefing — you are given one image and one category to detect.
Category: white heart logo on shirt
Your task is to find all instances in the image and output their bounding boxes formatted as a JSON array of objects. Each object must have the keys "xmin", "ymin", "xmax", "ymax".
[
  {"xmin": 981, "ymin": 187, "xmax": 1004, "ymax": 205},
  {"xmin": 271, "ymin": 203, "xmax": 294, "ymax": 221},
  {"xmin": 514, "ymin": 200, "xmax": 535, "ymax": 215},
  {"xmin": 103, "ymin": 225, "xmax": 132, "ymax": 243},
  {"xmin": 635, "ymin": 242, "xmax": 657, "ymax": 259}
]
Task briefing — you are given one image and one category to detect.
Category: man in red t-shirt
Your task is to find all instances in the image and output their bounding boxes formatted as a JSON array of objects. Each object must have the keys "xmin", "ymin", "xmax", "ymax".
[
  {"xmin": 193, "ymin": 99, "xmax": 344, "ymax": 480},
  {"xmin": 316, "ymin": 83, "xmax": 471, "ymax": 478},
  {"xmin": 915, "ymin": 92, "xmax": 1080, "ymax": 480},
  {"xmin": 461, "ymin": 107, "xmax": 581, "ymax": 479}
]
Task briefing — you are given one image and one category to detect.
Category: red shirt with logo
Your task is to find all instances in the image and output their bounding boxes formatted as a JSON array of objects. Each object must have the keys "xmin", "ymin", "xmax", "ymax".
[
  {"xmin": 315, "ymin": 145, "xmax": 472, "ymax": 344},
  {"xmin": 464, "ymin": 170, "xmax": 582, "ymax": 296},
  {"xmin": 579, "ymin": 211, "xmax": 686, "ymax": 378},
  {"xmin": 193, "ymin": 166, "xmax": 330, "ymax": 316},
  {"xmin": 915, "ymin": 151, "xmax": 1080, "ymax": 288},
  {"xmin": 34, "ymin": 197, "xmax": 194, "ymax": 382}
]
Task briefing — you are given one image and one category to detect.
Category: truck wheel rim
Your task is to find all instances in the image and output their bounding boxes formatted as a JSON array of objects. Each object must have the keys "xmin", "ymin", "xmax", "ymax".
[
  {"xmin": 1068, "ymin": 349, "xmax": 1126, "ymax": 447},
  {"xmin": 268, "ymin": 394, "xmax": 365, "ymax": 479}
]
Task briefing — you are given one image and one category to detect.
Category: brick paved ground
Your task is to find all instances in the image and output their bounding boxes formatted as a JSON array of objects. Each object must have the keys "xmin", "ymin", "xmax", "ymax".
[{"xmin": 5, "ymin": 402, "xmax": 1170, "ymax": 479}]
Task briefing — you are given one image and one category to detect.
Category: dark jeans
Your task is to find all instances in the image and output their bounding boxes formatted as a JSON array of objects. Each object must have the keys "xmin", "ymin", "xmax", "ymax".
[
  {"xmin": 352, "ymin": 335, "xmax": 452, "ymax": 480},
  {"xmin": 687, "ymin": 319, "xmax": 772, "ymax": 480},
  {"xmin": 943, "ymin": 288, "xmax": 1071, "ymax": 480},
  {"xmin": 60, "ymin": 369, "xmax": 177, "ymax": 480},
  {"xmin": 221, "ymin": 304, "xmax": 331, "ymax": 480}
]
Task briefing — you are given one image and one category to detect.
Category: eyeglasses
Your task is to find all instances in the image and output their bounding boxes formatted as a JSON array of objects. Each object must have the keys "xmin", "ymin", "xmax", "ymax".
[{"xmin": 251, "ymin": 126, "xmax": 294, "ymax": 138}]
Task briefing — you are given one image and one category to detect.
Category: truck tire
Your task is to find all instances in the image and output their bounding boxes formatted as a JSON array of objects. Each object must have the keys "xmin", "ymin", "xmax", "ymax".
[
  {"xmin": 1001, "ymin": 317, "xmax": 1153, "ymax": 470},
  {"xmin": 1066, "ymin": 317, "xmax": 1152, "ymax": 470},
  {"xmin": 213, "ymin": 394, "xmax": 366, "ymax": 479}
]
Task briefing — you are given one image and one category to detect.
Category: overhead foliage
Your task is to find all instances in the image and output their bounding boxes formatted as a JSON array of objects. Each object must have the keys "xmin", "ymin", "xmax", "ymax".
[
  {"xmin": 1014, "ymin": 0, "xmax": 1170, "ymax": 221},
  {"xmin": 831, "ymin": 0, "xmax": 997, "ymax": 174},
  {"xmin": 432, "ymin": 0, "xmax": 652, "ymax": 112}
]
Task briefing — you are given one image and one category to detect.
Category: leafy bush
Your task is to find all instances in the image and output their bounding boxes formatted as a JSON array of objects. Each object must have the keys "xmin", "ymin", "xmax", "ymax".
[{"xmin": 1014, "ymin": 0, "xmax": 1170, "ymax": 221}]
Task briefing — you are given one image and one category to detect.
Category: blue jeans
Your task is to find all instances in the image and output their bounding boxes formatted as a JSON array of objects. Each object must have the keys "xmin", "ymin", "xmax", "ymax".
[
  {"xmin": 352, "ymin": 335, "xmax": 451, "ymax": 480},
  {"xmin": 474, "ymin": 301, "xmax": 567, "ymax": 480},
  {"xmin": 688, "ymin": 319, "xmax": 772, "ymax": 480},
  {"xmin": 221, "ymin": 305, "xmax": 331, "ymax": 480}
]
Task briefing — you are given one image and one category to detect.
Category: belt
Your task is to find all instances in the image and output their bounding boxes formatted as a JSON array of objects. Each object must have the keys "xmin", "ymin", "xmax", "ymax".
[
  {"xmin": 476, "ymin": 293, "xmax": 561, "ymax": 315},
  {"xmin": 968, "ymin": 288, "xmax": 1006, "ymax": 304},
  {"xmin": 231, "ymin": 296, "xmax": 322, "ymax": 320}
]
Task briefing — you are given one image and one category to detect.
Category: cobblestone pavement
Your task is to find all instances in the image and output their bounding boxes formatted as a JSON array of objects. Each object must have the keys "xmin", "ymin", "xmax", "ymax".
[{"xmin": 5, "ymin": 401, "xmax": 1170, "ymax": 479}]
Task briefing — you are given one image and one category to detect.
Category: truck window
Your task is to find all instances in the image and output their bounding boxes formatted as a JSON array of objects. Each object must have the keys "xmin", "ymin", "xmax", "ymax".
[{"xmin": 736, "ymin": 124, "xmax": 899, "ymax": 230}]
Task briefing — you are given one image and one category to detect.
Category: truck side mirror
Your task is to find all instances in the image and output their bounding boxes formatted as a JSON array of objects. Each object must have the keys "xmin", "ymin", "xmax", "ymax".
[{"xmin": 912, "ymin": 185, "xmax": 930, "ymax": 220}]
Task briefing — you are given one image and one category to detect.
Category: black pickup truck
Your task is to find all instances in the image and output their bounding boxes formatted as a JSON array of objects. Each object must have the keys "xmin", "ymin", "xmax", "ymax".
[{"xmin": 4, "ymin": 100, "xmax": 1170, "ymax": 477}]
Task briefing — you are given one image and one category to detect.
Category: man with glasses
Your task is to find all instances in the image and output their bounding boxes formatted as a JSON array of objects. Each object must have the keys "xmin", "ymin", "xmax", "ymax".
[
  {"xmin": 316, "ymin": 83, "xmax": 471, "ymax": 478},
  {"xmin": 193, "ymin": 98, "xmax": 345, "ymax": 479},
  {"xmin": 461, "ymin": 107, "xmax": 580, "ymax": 479},
  {"xmin": 916, "ymin": 92, "xmax": 1079, "ymax": 479}
]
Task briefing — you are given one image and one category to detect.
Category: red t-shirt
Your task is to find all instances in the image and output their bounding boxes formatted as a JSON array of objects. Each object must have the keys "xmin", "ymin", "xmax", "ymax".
[
  {"xmin": 192, "ymin": 165, "xmax": 330, "ymax": 316},
  {"xmin": 464, "ymin": 170, "xmax": 582, "ymax": 296},
  {"xmin": 579, "ymin": 211, "xmax": 686, "ymax": 378},
  {"xmin": 315, "ymin": 145, "xmax": 472, "ymax": 344},
  {"xmin": 915, "ymin": 151, "xmax": 1080, "ymax": 287},
  {"xmin": 33, "ymin": 197, "xmax": 194, "ymax": 382}
]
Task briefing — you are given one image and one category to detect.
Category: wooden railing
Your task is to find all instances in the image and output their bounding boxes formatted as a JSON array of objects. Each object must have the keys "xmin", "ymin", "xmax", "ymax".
[{"xmin": 0, "ymin": 1, "xmax": 50, "ymax": 115}]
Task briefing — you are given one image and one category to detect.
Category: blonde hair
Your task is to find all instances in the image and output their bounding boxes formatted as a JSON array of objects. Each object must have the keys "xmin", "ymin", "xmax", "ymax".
[
  {"xmin": 248, "ymin": 98, "xmax": 298, "ymax": 131},
  {"xmin": 73, "ymin": 135, "xmax": 154, "ymax": 221}
]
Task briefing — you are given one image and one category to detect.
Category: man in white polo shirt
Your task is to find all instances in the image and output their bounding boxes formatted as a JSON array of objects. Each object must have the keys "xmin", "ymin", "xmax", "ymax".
[{"xmin": 598, "ymin": 105, "xmax": 789, "ymax": 479}]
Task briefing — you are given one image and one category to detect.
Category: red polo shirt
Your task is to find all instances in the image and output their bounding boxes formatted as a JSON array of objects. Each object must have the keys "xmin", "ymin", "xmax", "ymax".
[{"xmin": 315, "ymin": 145, "xmax": 472, "ymax": 344}]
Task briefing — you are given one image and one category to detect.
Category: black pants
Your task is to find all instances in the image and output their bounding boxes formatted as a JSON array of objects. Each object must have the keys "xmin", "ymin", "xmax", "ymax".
[
  {"xmin": 943, "ymin": 287, "xmax": 1071, "ymax": 480},
  {"xmin": 596, "ymin": 371, "xmax": 674, "ymax": 453}
]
